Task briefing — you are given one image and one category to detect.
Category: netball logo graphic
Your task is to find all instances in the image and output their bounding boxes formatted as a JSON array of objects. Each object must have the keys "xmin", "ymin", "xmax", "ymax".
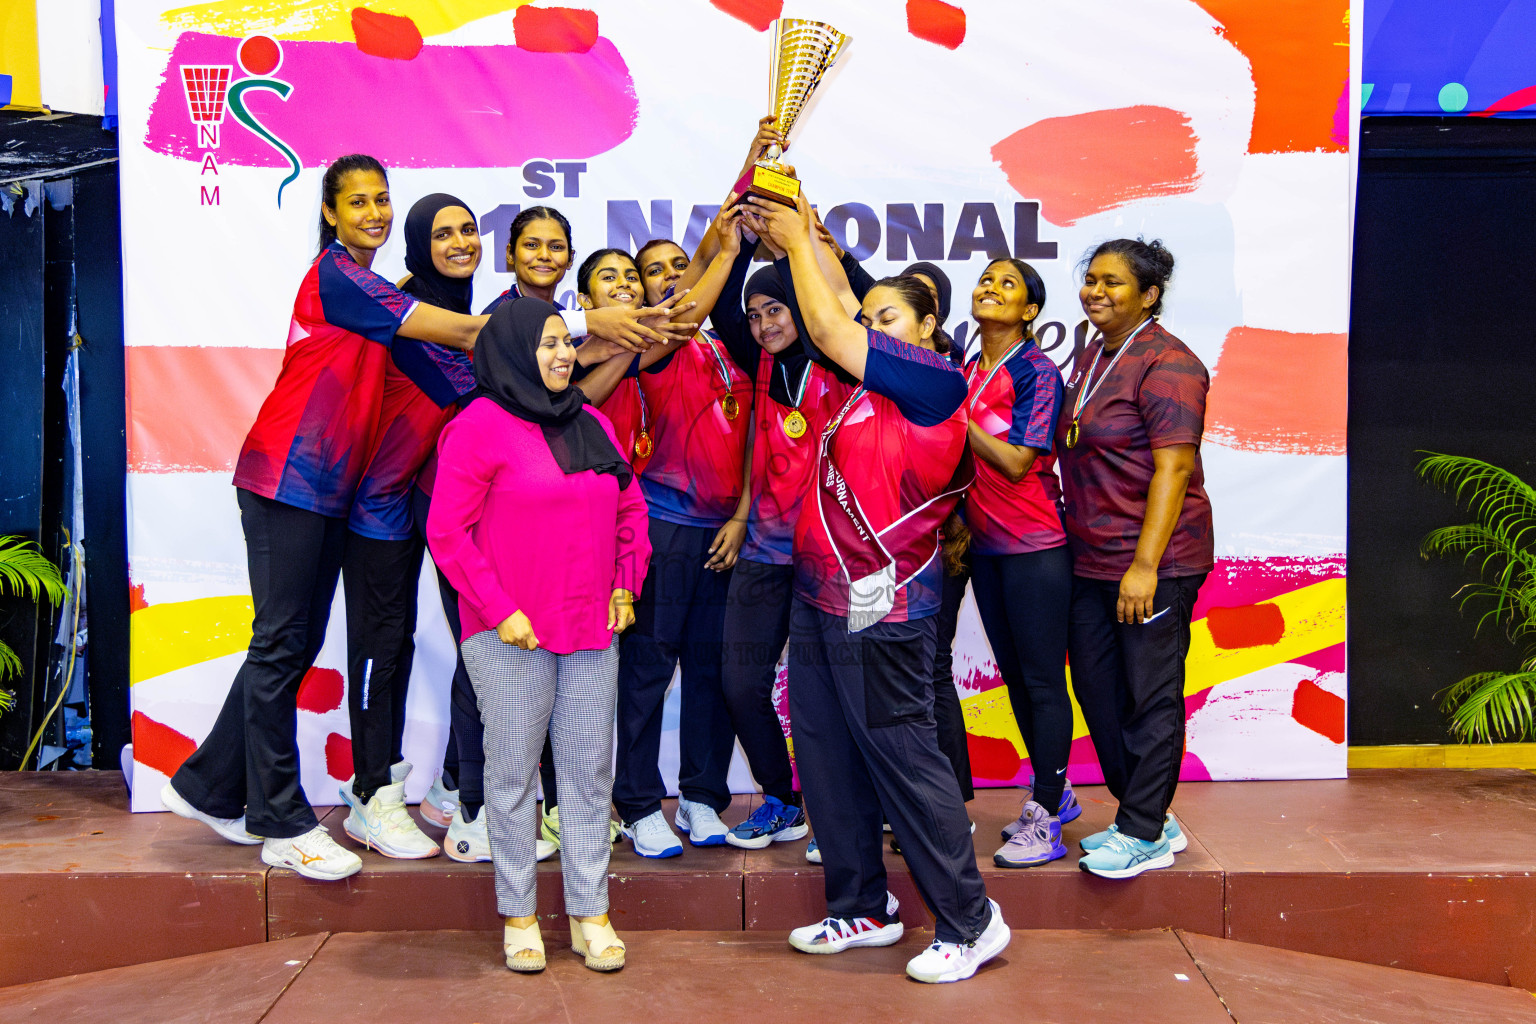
[{"xmin": 181, "ymin": 35, "xmax": 302, "ymax": 207}]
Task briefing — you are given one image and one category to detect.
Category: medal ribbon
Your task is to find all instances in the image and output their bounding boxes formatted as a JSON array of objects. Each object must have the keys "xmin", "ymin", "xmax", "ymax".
[
  {"xmin": 699, "ymin": 331, "xmax": 735, "ymax": 394},
  {"xmin": 780, "ymin": 361, "xmax": 811, "ymax": 410},
  {"xmin": 966, "ymin": 339, "xmax": 1028, "ymax": 416},
  {"xmin": 1069, "ymin": 317, "xmax": 1153, "ymax": 427}
]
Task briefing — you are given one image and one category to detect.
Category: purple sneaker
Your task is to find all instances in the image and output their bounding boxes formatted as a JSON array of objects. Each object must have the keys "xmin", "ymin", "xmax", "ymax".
[
  {"xmin": 993, "ymin": 800, "xmax": 1067, "ymax": 868},
  {"xmin": 1002, "ymin": 778, "xmax": 1081, "ymax": 839}
]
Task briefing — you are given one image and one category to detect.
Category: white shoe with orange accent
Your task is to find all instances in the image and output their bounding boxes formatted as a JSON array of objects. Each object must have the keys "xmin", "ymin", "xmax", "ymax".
[
  {"xmin": 261, "ymin": 825, "xmax": 362, "ymax": 881},
  {"xmin": 341, "ymin": 779, "xmax": 440, "ymax": 860}
]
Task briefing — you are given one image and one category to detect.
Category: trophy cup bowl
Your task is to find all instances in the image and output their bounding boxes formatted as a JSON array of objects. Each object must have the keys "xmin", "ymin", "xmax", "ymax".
[{"xmin": 736, "ymin": 18, "xmax": 852, "ymax": 208}]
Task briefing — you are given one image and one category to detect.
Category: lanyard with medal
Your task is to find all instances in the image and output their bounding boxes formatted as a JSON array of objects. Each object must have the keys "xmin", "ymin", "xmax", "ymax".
[
  {"xmin": 633, "ymin": 379, "xmax": 653, "ymax": 460},
  {"xmin": 700, "ymin": 333, "xmax": 740, "ymax": 420},
  {"xmin": 1065, "ymin": 317, "xmax": 1153, "ymax": 449},
  {"xmin": 780, "ymin": 360, "xmax": 811, "ymax": 439}
]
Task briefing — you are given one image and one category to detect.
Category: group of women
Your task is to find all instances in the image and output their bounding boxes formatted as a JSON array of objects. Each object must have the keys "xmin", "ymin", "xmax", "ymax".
[{"xmin": 161, "ymin": 116, "xmax": 1213, "ymax": 985}]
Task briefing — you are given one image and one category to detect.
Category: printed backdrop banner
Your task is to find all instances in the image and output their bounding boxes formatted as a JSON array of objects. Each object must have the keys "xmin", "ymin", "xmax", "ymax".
[{"xmin": 118, "ymin": 0, "xmax": 1351, "ymax": 811}]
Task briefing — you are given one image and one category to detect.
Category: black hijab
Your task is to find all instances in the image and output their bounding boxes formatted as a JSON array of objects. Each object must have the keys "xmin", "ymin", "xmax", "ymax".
[
  {"xmin": 403, "ymin": 193, "xmax": 477, "ymax": 315},
  {"xmin": 746, "ymin": 265, "xmax": 814, "ymax": 409},
  {"xmin": 901, "ymin": 261, "xmax": 952, "ymax": 325},
  {"xmin": 474, "ymin": 296, "xmax": 632, "ymax": 488}
]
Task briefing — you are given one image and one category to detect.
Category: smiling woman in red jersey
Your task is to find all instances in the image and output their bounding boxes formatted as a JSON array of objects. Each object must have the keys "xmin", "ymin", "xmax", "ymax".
[
  {"xmin": 162, "ymin": 155, "xmax": 506, "ymax": 883},
  {"xmin": 1057, "ymin": 238, "xmax": 1213, "ymax": 882},
  {"xmin": 746, "ymin": 191, "xmax": 1010, "ymax": 986}
]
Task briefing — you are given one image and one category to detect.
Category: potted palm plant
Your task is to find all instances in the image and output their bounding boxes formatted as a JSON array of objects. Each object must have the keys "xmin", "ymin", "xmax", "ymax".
[
  {"xmin": 1418, "ymin": 453, "xmax": 1536, "ymax": 742},
  {"xmin": 0, "ymin": 535, "xmax": 66, "ymax": 716}
]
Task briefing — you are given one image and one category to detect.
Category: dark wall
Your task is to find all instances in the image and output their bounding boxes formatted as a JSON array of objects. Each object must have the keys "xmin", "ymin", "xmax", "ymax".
[{"xmin": 1348, "ymin": 117, "xmax": 1536, "ymax": 744}]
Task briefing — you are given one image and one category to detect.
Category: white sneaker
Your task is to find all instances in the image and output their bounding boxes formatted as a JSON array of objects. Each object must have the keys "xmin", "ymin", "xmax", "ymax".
[
  {"xmin": 674, "ymin": 798, "xmax": 728, "ymax": 846},
  {"xmin": 421, "ymin": 776, "xmax": 458, "ymax": 829},
  {"xmin": 262, "ymin": 825, "xmax": 362, "ymax": 880},
  {"xmin": 789, "ymin": 893, "xmax": 903, "ymax": 954},
  {"xmin": 621, "ymin": 809, "xmax": 683, "ymax": 858},
  {"xmin": 160, "ymin": 781, "xmax": 262, "ymax": 845},
  {"xmin": 443, "ymin": 806, "xmax": 491, "ymax": 862},
  {"xmin": 905, "ymin": 898, "xmax": 1011, "ymax": 983},
  {"xmin": 341, "ymin": 779, "xmax": 440, "ymax": 859}
]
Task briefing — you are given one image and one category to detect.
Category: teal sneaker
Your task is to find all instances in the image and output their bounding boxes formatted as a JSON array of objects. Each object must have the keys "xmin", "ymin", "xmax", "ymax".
[
  {"xmin": 1081, "ymin": 813, "xmax": 1184, "ymax": 853},
  {"xmin": 1078, "ymin": 830, "xmax": 1174, "ymax": 879}
]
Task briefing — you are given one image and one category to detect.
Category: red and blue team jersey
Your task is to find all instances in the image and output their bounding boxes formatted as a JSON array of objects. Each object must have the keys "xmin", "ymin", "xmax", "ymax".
[
  {"xmin": 793, "ymin": 330, "xmax": 970, "ymax": 622},
  {"xmin": 962, "ymin": 341, "xmax": 1068, "ymax": 556},
  {"xmin": 637, "ymin": 329, "xmax": 754, "ymax": 528},
  {"xmin": 234, "ymin": 241, "xmax": 417, "ymax": 517},
  {"xmin": 741, "ymin": 350, "xmax": 853, "ymax": 565}
]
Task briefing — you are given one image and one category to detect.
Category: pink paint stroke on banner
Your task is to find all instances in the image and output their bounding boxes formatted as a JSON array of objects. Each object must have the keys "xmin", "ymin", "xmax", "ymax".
[{"xmin": 145, "ymin": 32, "xmax": 638, "ymax": 167}]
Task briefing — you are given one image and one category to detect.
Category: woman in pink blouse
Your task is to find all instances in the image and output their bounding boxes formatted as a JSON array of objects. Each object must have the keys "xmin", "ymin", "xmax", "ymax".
[{"xmin": 427, "ymin": 296, "xmax": 650, "ymax": 974}]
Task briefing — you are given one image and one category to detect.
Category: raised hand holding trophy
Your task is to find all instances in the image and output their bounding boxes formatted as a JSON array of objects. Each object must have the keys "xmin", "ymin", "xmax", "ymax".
[{"xmin": 735, "ymin": 18, "xmax": 852, "ymax": 207}]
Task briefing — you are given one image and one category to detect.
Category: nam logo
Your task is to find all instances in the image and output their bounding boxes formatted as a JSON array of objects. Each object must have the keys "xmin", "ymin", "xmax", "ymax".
[{"xmin": 179, "ymin": 35, "xmax": 302, "ymax": 207}]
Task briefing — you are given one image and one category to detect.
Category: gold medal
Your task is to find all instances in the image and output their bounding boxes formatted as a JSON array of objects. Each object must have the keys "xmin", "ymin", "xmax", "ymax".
[
  {"xmin": 1066, "ymin": 420, "xmax": 1079, "ymax": 449},
  {"xmin": 783, "ymin": 409, "xmax": 807, "ymax": 439},
  {"xmin": 721, "ymin": 394, "xmax": 740, "ymax": 420},
  {"xmin": 634, "ymin": 431, "xmax": 653, "ymax": 460}
]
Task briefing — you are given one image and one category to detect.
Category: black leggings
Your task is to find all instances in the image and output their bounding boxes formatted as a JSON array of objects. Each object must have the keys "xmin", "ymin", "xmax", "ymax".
[
  {"xmin": 930, "ymin": 560, "xmax": 975, "ymax": 802},
  {"xmin": 968, "ymin": 545, "xmax": 1073, "ymax": 815},
  {"xmin": 721, "ymin": 558, "xmax": 796, "ymax": 804}
]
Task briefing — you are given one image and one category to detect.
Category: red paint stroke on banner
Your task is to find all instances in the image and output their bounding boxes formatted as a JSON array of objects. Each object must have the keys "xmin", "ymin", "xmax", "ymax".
[
  {"xmin": 992, "ymin": 106, "xmax": 1201, "ymax": 226},
  {"xmin": 967, "ymin": 732, "xmax": 1023, "ymax": 782},
  {"xmin": 130, "ymin": 581, "xmax": 149, "ymax": 611},
  {"xmin": 127, "ymin": 346, "xmax": 284, "ymax": 473},
  {"xmin": 1291, "ymin": 677, "xmax": 1346, "ymax": 743},
  {"xmin": 1206, "ymin": 603, "xmax": 1286, "ymax": 649},
  {"xmin": 709, "ymin": 0, "xmax": 782, "ymax": 32},
  {"xmin": 146, "ymin": 33, "xmax": 637, "ymax": 168},
  {"xmin": 239, "ymin": 35, "xmax": 282, "ymax": 76},
  {"xmin": 132, "ymin": 711, "xmax": 198, "ymax": 778},
  {"xmin": 1472, "ymin": 83, "xmax": 1536, "ymax": 116},
  {"xmin": 1205, "ymin": 327, "xmax": 1347, "ymax": 455},
  {"xmin": 907, "ymin": 0, "xmax": 965, "ymax": 49},
  {"xmin": 514, "ymin": 6, "xmax": 598, "ymax": 53},
  {"xmin": 297, "ymin": 667, "xmax": 345, "ymax": 714},
  {"xmin": 1194, "ymin": 0, "xmax": 1349, "ymax": 153},
  {"xmin": 351, "ymin": 8, "xmax": 424, "ymax": 61},
  {"xmin": 325, "ymin": 732, "xmax": 355, "ymax": 781}
]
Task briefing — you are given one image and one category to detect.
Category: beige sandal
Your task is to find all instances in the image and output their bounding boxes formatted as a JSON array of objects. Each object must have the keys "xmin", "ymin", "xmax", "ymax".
[
  {"xmin": 504, "ymin": 918, "xmax": 546, "ymax": 972},
  {"xmin": 569, "ymin": 916, "xmax": 626, "ymax": 972}
]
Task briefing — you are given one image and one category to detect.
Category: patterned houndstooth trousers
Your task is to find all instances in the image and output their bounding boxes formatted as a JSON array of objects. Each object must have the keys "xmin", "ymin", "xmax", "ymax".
[{"xmin": 461, "ymin": 631, "xmax": 619, "ymax": 918}]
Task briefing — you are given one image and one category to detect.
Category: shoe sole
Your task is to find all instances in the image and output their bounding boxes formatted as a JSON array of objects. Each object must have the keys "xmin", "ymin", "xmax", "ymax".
[
  {"xmin": 993, "ymin": 843, "xmax": 1068, "ymax": 868},
  {"xmin": 443, "ymin": 841, "xmax": 492, "ymax": 863},
  {"xmin": 905, "ymin": 917, "xmax": 1011, "ymax": 983},
  {"xmin": 621, "ymin": 831, "xmax": 683, "ymax": 859},
  {"xmin": 789, "ymin": 922, "xmax": 904, "ymax": 954},
  {"xmin": 343, "ymin": 819, "xmax": 441, "ymax": 860},
  {"xmin": 260, "ymin": 846, "xmax": 360, "ymax": 881},
  {"xmin": 161, "ymin": 785, "xmax": 262, "ymax": 846},
  {"xmin": 420, "ymin": 803, "xmax": 454, "ymax": 829},
  {"xmin": 1078, "ymin": 848, "xmax": 1176, "ymax": 879},
  {"xmin": 505, "ymin": 956, "xmax": 546, "ymax": 973}
]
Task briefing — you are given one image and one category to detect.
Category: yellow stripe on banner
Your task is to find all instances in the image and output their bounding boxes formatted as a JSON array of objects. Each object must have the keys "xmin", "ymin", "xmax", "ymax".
[
  {"xmin": 964, "ymin": 577, "xmax": 1347, "ymax": 746},
  {"xmin": 130, "ymin": 595, "xmax": 253, "ymax": 686},
  {"xmin": 163, "ymin": 0, "xmax": 532, "ymax": 42}
]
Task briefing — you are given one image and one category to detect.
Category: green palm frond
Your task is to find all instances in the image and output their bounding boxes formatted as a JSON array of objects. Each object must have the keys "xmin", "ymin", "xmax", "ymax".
[
  {"xmin": 1418, "ymin": 454, "xmax": 1536, "ymax": 743},
  {"xmin": 0, "ymin": 536, "xmax": 66, "ymax": 607},
  {"xmin": 1439, "ymin": 671, "xmax": 1536, "ymax": 743}
]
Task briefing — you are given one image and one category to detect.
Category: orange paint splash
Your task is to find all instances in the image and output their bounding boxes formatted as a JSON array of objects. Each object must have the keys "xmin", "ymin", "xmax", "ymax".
[
  {"xmin": 1194, "ymin": 1, "xmax": 1349, "ymax": 154},
  {"xmin": 1206, "ymin": 603, "xmax": 1285, "ymax": 649},
  {"xmin": 1291, "ymin": 677, "xmax": 1346, "ymax": 743},
  {"xmin": 907, "ymin": 0, "xmax": 965, "ymax": 50},
  {"xmin": 127, "ymin": 346, "xmax": 283, "ymax": 473},
  {"xmin": 297, "ymin": 667, "xmax": 345, "ymax": 714},
  {"xmin": 513, "ymin": 6, "xmax": 598, "ymax": 53},
  {"xmin": 967, "ymin": 732, "xmax": 1022, "ymax": 782},
  {"xmin": 1205, "ymin": 327, "xmax": 1347, "ymax": 455},
  {"xmin": 350, "ymin": 8, "xmax": 423, "ymax": 60},
  {"xmin": 709, "ymin": 0, "xmax": 782, "ymax": 32},
  {"xmin": 992, "ymin": 106, "xmax": 1201, "ymax": 227},
  {"xmin": 132, "ymin": 711, "xmax": 198, "ymax": 779},
  {"xmin": 325, "ymin": 732, "xmax": 355, "ymax": 781}
]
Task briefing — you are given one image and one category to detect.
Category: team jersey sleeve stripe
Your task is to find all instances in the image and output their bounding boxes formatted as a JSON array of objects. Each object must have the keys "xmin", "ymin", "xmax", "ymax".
[
  {"xmin": 318, "ymin": 249, "xmax": 416, "ymax": 345},
  {"xmin": 864, "ymin": 328, "xmax": 967, "ymax": 427},
  {"xmin": 1008, "ymin": 347, "xmax": 1062, "ymax": 451}
]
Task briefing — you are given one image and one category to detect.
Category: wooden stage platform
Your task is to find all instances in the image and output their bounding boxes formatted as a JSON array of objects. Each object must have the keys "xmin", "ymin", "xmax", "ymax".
[{"xmin": 2, "ymin": 768, "xmax": 1534, "ymax": 998}]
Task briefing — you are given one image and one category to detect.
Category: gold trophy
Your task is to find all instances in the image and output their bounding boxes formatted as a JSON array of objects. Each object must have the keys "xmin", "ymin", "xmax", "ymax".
[{"xmin": 736, "ymin": 18, "xmax": 852, "ymax": 207}]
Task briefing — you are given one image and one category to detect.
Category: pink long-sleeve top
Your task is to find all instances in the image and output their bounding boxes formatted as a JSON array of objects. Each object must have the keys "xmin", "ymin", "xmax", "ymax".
[{"xmin": 426, "ymin": 397, "xmax": 651, "ymax": 655}]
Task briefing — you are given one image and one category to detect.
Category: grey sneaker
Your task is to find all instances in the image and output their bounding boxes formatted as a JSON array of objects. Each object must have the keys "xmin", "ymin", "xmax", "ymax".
[{"xmin": 992, "ymin": 800, "xmax": 1066, "ymax": 868}]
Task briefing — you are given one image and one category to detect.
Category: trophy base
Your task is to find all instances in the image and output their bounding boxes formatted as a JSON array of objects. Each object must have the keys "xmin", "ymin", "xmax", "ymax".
[{"xmin": 733, "ymin": 162, "xmax": 801, "ymax": 208}]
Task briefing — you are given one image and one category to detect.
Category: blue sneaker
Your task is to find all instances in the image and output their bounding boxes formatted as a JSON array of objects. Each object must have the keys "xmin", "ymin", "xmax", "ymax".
[
  {"xmin": 1081, "ymin": 813, "xmax": 1184, "ymax": 853},
  {"xmin": 1078, "ymin": 830, "xmax": 1174, "ymax": 879},
  {"xmin": 726, "ymin": 795, "xmax": 809, "ymax": 849},
  {"xmin": 805, "ymin": 836, "xmax": 822, "ymax": 864},
  {"xmin": 1002, "ymin": 777, "xmax": 1081, "ymax": 839}
]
